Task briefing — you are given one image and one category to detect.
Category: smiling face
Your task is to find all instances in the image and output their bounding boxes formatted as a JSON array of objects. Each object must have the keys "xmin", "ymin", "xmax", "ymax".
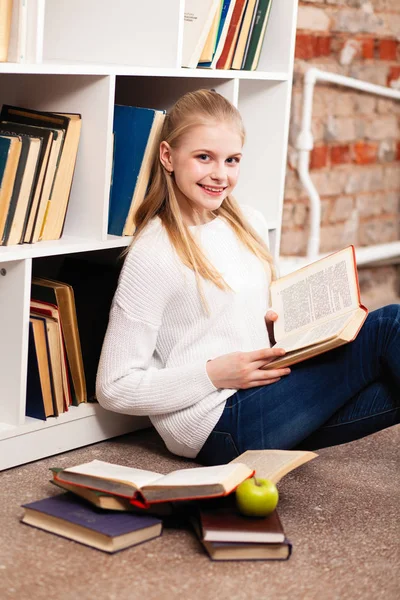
[{"xmin": 160, "ymin": 120, "xmax": 243, "ymax": 226}]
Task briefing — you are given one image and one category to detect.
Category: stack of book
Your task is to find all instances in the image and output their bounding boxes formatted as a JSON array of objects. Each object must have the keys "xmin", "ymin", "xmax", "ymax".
[
  {"xmin": 0, "ymin": 104, "xmax": 82, "ymax": 246},
  {"xmin": 192, "ymin": 497, "xmax": 292, "ymax": 561},
  {"xmin": 27, "ymin": 277, "xmax": 86, "ymax": 420},
  {"xmin": 182, "ymin": 0, "xmax": 273, "ymax": 71},
  {"xmin": 20, "ymin": 450, "xmax": 318, "ymax": 557}
]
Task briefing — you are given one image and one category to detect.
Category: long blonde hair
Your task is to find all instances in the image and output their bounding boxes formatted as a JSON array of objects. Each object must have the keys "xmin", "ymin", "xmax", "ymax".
[{"xmin": 125, "ymin": 89, "xmax": 275, "ymax": 314}]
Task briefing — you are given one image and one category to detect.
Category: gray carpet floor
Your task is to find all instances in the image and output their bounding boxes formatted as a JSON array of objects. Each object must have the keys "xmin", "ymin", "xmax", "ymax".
[{"xmin": 1, "ymin": 424, "xmax": 399, "ymax": 600}]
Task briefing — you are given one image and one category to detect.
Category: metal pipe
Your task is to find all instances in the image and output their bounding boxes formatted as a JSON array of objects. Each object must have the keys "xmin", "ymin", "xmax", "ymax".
[{"xmin": 294, "ymin": 67, "xmax": 400, "ymax": 262}]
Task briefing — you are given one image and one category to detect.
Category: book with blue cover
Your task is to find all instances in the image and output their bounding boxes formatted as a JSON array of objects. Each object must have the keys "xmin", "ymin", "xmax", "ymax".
[
  {"xmin": 108, "ymin": 104, "xmax": 166, "ymax": 237},
  {"xmin": 21, "ymin": 493, "xmax": 163, "ymax": 553}
]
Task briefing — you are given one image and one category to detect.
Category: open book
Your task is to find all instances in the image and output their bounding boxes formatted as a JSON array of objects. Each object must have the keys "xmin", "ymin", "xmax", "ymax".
[
  {"xmin": 230, "ymin": 449, "xmax": 318, "ymax": 484},
  {"xmin": 264, "ymin": 246, "xmax": 368, "ymax": 369},
  {"xmin": 53, "ymin": 460, "xmax": 254, "ymax": 507}
]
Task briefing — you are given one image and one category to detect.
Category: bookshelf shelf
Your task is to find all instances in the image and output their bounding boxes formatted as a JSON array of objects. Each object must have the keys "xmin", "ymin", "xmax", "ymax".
[
  {"xmin": 0, "ymin": 0, "xmax": 299, "ymax": 470},
  {"xmin": 0, "ymin": 235, "xmax": 131, "ymax": 263},
  {"xmin": 0, "ymin": 62, "xmax": 290, "ymax": 82}
]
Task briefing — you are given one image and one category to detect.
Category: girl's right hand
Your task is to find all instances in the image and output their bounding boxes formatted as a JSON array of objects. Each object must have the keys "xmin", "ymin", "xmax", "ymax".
[{"xmin": 206, "ymin": 347, "xmax": 290, "ymax": 390}]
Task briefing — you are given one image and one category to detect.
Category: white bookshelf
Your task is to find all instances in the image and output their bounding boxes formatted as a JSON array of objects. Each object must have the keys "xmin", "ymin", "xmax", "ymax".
[{"xmin": 0, "ymin": 0, "xmax": 299, "ymax": 470}]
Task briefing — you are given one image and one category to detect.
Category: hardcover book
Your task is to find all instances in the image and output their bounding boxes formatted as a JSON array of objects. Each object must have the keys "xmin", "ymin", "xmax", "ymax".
[
  {"xmin": 108, "ymin": 104, "xmax": 165, "ymax": 236},
  {"xmin": 263, "ymin": 246, "xmax": 368, "ymax": 369},
  {"xmin": 53, "ymin": 459, "xmax": 254, "ymax": 507},
  {"xmin": 21, "ymin": 493, "xmax": 163, "ymax": 553}
]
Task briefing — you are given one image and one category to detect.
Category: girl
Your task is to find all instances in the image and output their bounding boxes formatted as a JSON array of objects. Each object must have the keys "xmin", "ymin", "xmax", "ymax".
[{"xmin": 96, "ymin": 89, "xmax": 400, "ymax": 466}]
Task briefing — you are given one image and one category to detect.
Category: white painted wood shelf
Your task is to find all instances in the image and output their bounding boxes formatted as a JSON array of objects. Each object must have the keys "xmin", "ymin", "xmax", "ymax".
[{"xmin": 0, "ymin": 0, "xmax": 299, "ymax": 470}]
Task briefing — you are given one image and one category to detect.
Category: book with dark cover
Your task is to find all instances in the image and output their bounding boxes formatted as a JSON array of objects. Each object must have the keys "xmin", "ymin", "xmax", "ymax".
[
  {"xmin": 21, "ymin": 493, "xmax": 163, "ymax": 553},
  {"xmin": 0, "ymin": 104, "xmax": 82, "ymax": 241},
  {"xmin": 242, "ymin": 0, "xmax": 273, "ymax": 71},
  {"xmin": 0, "ymin": 121, "xmax": 53, "ymax": 241},
  {"xmin": 199, "ymin": 505, "xmax": 285, "ymax": 543},
  {"xmin": 31, "ymin": 278, "xmax": 85, "ymax": 405},
  {"xmin": 240, "ymin": 0, "xmax": 260, "ymax": 68},
  {"xmin": 26, "ymin": 321, "xmax": 46, "ymax": 421},
  {"xmin": 202, "ymin": 538, "xmax": 292, "ymax": 561},
  {"xmin": 0, "ymin": 135, "xmax": 12, "ymax": 188},
  {"xmin": 108, "ymin": 105, "xmax": 165, "ymax": 236}
]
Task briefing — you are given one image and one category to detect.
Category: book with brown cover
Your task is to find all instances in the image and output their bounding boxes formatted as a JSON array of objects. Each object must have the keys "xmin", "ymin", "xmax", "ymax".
[
  {"xmin": 201, "ymin": 538, "xmax": 292, "ymax": 561},
  {"xmin": 31, "ymin": 277, "xmax": 86, "ymax": 405},
  {"xmin": 199, "ymin": 503, "xmax": 285, "ymax": 543},
  {"xmin": 0, "ymin": 105, "xmax": 82, "ymax": 241},
  {"xmin": 0, "ymin": 135, "xmax": 22, "ymax": 239},
  {"xmin": 191, "ymin": 496, "xmax": 291, "ymax": 561}
]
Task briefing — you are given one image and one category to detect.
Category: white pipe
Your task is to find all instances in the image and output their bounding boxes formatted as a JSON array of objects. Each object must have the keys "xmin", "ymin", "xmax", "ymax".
[{"xmin": 295, "ymin": 67, "xmax": 400, "ymax": 261}]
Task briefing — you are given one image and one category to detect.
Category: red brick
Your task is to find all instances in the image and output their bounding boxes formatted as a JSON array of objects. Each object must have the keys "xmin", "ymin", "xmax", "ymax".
[
  {"xmin": 352, "ymin": 142, "xmax": 378, "ymax": 165},
  {"xmin": 310, "ymin": 145, "xmax": 328, "ymax": 170},
  {"xmin": 361, "ymin": 38, "xmax": 375, "ymax": 60},
  {"xmin": 316, "ymin": 36, "xmax": 331, "ymax": 57},
  {"xmin": 387, "ymin": 66, "xmax": 400, "ymax": 87},
  {"xmin": 295, "ymin": 34, "xmax": 317, "ymax": 60},
  {"xmin": 379, "ymin": 39, "xmax": 397, "ymax": 61},
  {"xmin": 330, "ymin": 145, "xmax": 352, "ymax": 165}
]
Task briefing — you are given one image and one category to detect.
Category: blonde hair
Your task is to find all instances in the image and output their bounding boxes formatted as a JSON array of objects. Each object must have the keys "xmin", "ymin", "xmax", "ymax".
[{"xmin": 124, "ymin": 89, "xmax": 276, "ymax": 315}]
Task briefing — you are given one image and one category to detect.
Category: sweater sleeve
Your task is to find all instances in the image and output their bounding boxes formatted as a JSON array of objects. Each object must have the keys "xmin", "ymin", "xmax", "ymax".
[{"xmin": 95, "ymin": 238, "xmax": 218, "ymax": 416}]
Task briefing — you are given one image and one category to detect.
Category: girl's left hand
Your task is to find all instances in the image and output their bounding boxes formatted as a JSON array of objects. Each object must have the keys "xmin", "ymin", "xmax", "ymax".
[{"xmin": 264, "ymin": 310, "xmax": 278, "ymax": 346}]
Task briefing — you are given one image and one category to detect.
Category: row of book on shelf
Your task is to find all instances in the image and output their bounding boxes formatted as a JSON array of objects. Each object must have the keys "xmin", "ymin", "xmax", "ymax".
[
  {"xmin": 183, "ymin": 0, "xmax": 274, "ymax": 71},
  {"xmin": 0, "ymin": 104, "xmax": 81, "ymax": 246},
  {"xmin": 21, "ymin": 449, "xmax": 318, "ymax": 558},
  {"xmin": 27, "ymin": 255, "xmax": 123, "ymax": 420}
]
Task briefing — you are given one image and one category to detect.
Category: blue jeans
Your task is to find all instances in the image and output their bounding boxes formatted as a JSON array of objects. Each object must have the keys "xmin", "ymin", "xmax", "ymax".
[{"xmin": 197, "ymin": 304, "xmax": 400, "ymax": 466}]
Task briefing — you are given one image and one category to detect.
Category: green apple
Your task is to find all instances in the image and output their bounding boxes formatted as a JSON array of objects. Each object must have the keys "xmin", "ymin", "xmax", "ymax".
[{"xmin": 235, "ymin": 477, "xmax": 279, "ymax": 517}]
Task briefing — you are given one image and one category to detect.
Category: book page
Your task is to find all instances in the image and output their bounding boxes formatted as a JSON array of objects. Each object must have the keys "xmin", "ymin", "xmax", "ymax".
[
  {"xmin": 64, "ymin": 460, "xmax": 163, "ymax": 489},
  {"xmin": 272, "ymin": 247, "xmax": 359, "ymax": 342},
  {"xmin": 274, "ymin": 311, "xmax": 354, "ymax": 353},
  {"xmin": 144, "ymin": 464, "xmax": 250, "ymax": 489},
  {"xmin": 230, "ymin": 450, "xmax": 318, "ymax": 484}
]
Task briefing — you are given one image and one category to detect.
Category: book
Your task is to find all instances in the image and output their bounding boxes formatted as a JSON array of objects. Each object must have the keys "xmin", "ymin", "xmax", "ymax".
[
  {"xmin": 263, "ymin": 246, "xmax": 368, "ymax": 370},
  {"xmin": 30, "ymin": 299, "xmax": 72, "ymax": 409},
  {"xmin": 209, "ymin": 0, "xmax": 237, "ymax": 68},
  {"xmin": 238, "ymin": 0, "xmax": 260, "ymax": 68},
  {"xmin": 21, "ymin": 493, "xmax": 163, "ymax": 553},
  {"xmin": 0, "ymin": 104, "xmax": 82, "ymax": 241},
  {"xmin": 199, "ymin": 503, "xmax": 285, "ymax": 543},
  {"xmin": 216, "ymin": 0, "xmax": 248, "ymax": 69},
  {"xmin": 231, "ymin": 0, "xmax": 258, "ymax": 69},
  {"xmin": 0, "ymin": 121, "xmax": 54, "ymax": 243},
  {"xmin": 201, "ymin": 538, "xmax": 292, "ymax": 561},
  {"xmin": 182, "ymin": 0, "xmax": 221, "ymax": 69},
  {"xmin": 3, "ymin": 135, "xmax": 41, "ymax": 246},
  {"xmin": 242, "ymin": 0, "xmax": 273, "ymax": 71},
  {"xmin": 191, "ymin": 496, "xmax": 291, "ymax": 561},
  {"xmin": 0, "ymin": 135, "xmax": 22, "ymax": 238},
  {"xmin": 25, "ymin": 321, "xmax": 47, "ymax": 421},
  {"xmin": 199, "ymin": 0, "xmax": 222, "ymax": 64},
  {"xmin": 108, "ymin": 105, "xmax": 166, "ymax": 236},
  {"xmin": 53, "ymin": 460, "xmax": 255, "ymax": 507},
  {"xmin": 31, "ymin": 277, "xmax": 86, "ymax": 405},
  {"xmin": 230, "ymin": 449, "xmax": 318, "ymax": 484},
  {"xmin": 57, "ymin": 254, "xmax": 123, "ymax": 400},
  {"xmin": 29, "ymin": 316, "xmax": 56, "ymax": 417},
  {"xmin": 49, "ymin": 470, "xmax": 174, "ymax": 516}
]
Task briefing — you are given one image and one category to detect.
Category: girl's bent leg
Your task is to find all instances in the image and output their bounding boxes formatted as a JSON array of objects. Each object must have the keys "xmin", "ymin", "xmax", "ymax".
[{"xmin": 197, "ymin": 305, "xmax": 400, "ymax": 465}]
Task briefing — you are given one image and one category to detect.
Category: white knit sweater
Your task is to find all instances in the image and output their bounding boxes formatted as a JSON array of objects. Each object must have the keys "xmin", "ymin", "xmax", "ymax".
[{"xmin": 96, "ymin": 205, "xmax": 272, "ymax": 458}]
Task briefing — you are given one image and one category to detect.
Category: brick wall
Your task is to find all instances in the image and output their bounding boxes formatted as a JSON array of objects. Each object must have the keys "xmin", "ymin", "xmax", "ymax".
[{"xmin": 282, "ymin": 0, "xmax": 400, "ymax": 306}]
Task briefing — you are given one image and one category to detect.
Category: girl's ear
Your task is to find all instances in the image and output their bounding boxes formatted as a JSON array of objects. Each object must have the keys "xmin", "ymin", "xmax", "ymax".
[{"xmin": 160, "ymin": 141, "xmax": 174, "ymax": 173}]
